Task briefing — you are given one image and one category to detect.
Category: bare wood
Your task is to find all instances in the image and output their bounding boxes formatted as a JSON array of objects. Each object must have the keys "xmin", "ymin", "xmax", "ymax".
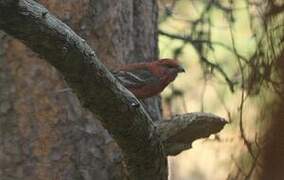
[
  {"xmin": 157, "ymin": 113, "xmax": 227, "ymax": 156},
  {"xmin": 0, "ymin": 0, "xmax": 227, "ymax": 179},
  {"xmin": 0, "ymin": 0, "xmax": 167, "ymax": 179}
]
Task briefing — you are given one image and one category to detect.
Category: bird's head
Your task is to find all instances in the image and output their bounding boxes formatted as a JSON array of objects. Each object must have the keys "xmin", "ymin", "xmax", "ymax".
[{"xmin": 156, "ymin": 58, "xmax": 185, "ymax": 74}]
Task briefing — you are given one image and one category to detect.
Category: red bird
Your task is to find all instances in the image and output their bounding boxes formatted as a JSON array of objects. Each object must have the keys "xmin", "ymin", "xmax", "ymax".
[{"xmin": 112, "ymin": 58, "xmax": 185, "ymax": 98}]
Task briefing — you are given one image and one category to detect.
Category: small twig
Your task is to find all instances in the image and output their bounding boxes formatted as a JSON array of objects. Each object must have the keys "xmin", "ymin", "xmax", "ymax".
[
  {"xmin": 228, "ymin": 7, "xmax": 257, "ymax": 163},
  {"xmin": 159, "ymin": 30, "xmax": 249, "ymax": 63}
]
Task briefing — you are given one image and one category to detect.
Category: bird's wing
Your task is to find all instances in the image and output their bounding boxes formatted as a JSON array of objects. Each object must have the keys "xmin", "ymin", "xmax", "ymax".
[{"xmin": 112, "ymin": 68, "xmax": 160, "ymax": 88}]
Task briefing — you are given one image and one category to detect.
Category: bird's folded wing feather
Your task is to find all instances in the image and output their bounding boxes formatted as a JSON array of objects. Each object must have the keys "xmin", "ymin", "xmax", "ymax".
[{"xmin": 112, "ymin": 68, "xmax": 160, "ymax": 88}]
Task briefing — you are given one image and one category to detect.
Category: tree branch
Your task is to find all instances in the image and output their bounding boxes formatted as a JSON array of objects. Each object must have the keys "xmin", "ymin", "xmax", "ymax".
[
  {"xmin": 0, "ymin": 0, "xmax": 227, "ymax": 179},
  {"xmin": 159, "ymin": 30, "xmax": 249, "ymax": 63},
  {"xmin": 157, "ymin": 112, "xmax": 227, "ymax": 156},
  {"xmin": 0, "ymin": 0, "xmax": 166, "ymax": 179},
  {"xmin": 159, "ymin": 30, "xmax": 253, "ymax": 92}
]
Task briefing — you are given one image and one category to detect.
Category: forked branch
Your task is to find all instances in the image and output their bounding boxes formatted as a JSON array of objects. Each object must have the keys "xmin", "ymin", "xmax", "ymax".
[{"xmin": 0, "ymin": 0, "xmax": 227, "ymax": 179}]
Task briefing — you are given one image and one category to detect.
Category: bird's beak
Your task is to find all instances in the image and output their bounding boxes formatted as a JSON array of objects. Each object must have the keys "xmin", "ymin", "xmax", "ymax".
[{"xmin": 177, "ymin": 66, "xmax": 185, "ymax": 73}]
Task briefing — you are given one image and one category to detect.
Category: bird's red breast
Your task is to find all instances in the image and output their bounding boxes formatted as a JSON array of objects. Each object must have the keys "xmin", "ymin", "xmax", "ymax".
[{"xmin": 112, "ymin": 59, "xmax": 185, "ymax": 98}]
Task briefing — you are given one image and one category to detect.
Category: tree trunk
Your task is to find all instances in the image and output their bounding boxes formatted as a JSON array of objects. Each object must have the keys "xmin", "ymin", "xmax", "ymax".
[
  {"xmin": 0, "ymin": 0, "xmax": 159, "ymax": 179},
  {"xmin": 0, "ymin": 1, "xmax": 227, "ymax": 179}
]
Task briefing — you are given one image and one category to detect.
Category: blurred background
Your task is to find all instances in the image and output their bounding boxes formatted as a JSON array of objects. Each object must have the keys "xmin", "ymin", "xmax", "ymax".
[{"xmin": 157, "ymin": 0, "xmax": 284, "ymax": 179}]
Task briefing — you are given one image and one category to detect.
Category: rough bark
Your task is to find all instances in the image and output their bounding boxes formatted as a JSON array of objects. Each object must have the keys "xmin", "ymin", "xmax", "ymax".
[
  {"xmin": 0, "ymin": 1, "xmax": 126, "ymax": 180},
  {"xmin": 0, "ymin": 0, "xmax": 160, "ymax": 179},
  {"xmin": 157, "ymin": 113, "xmax": 227, "ymax": 156},
  {"xmin": 0, "ymin": 0, "xmax": 226, "ymax": 180}
]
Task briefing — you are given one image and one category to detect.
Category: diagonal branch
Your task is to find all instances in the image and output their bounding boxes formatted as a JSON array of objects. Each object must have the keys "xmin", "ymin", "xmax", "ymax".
[
  {"xmin": 157, "ymin": 112, "xmax": 227, "ymax": 156},
  {"xmin": 0, "ymin": 0, "xmax": 228, "ymax": 179},
  {"xmin": 0, "ymin": 0, "xmax": 166, "ymax": 179}
]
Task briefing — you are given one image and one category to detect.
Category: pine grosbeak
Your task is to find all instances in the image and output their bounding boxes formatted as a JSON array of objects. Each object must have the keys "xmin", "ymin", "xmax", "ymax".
[{"xmin": 112, "ymin": 59, "xmax": 185, "ymax": 98}]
